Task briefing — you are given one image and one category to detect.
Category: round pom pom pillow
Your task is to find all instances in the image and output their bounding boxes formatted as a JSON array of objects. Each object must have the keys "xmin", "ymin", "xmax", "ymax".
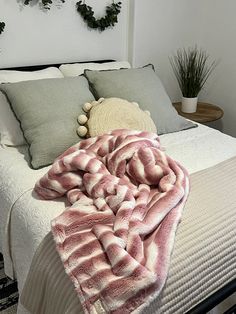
[{"xmin": 77, "ymin": 97, "xmax": 157, "ymax": 137}]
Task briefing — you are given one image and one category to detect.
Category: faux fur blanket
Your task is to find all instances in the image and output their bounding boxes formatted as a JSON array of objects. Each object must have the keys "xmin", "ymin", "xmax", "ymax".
[{"xmin": 35, "ymin": 129, "xmax": 189, "ymax": 314}]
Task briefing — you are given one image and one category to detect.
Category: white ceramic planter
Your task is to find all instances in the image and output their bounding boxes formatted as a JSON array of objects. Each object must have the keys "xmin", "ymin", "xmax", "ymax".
[{"xmin": 181, "ymin": 97, "xmax": 198, "ymax": 113}]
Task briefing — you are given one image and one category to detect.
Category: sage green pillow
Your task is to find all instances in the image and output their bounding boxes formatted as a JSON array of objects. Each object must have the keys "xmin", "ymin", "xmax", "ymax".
[
  {"xmin": 84, "ymin": 65, "xmax": 195, "ymax": 135},
  {"xmin": 0, "ymin": 77, "xmax": 95, "ymax": 169}
]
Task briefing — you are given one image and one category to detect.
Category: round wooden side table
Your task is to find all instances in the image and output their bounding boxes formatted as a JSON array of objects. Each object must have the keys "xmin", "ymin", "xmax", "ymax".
[{"xmin": 172, "ymin": 102, "xmax": 224, "ymax": 123}]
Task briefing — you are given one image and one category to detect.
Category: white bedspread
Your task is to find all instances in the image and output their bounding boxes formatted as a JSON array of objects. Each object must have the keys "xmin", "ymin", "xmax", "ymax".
[{"xmin": 1, "ymin": 123, "xmax": 236, "ymax": 314}]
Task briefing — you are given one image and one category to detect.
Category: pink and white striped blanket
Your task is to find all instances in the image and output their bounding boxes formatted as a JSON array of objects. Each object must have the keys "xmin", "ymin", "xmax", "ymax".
[{"xmin": 35, "ymin": 129, "xmax": 189, "ymax": 314}]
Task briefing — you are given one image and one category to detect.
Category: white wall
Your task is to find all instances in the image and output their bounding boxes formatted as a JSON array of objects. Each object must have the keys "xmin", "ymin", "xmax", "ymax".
[
  {"xmin": 195, "ymin": 0, "xmax": 236, "ymax": 136},
  {"xmin": 0, "ymin": 0, "xmax": 129, "ymax": 67},
  {"xmin": 131, "ymin": 0, "xmax": 236, "ymax": 137},
  {"xmin": 131, "ymin": 0, "xmax": 202, "ymax": 100}
]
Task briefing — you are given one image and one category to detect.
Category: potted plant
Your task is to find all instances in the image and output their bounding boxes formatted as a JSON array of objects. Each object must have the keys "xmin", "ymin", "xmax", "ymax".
[{"xmin": 170, "ymin": 46, "xmax": 217, "ymax": 113}]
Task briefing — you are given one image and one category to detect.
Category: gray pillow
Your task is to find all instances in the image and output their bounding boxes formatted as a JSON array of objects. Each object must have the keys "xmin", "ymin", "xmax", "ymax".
[
  {"xmin": 84, "ymin": 65, "xmax": 195, "ymax": 135},
  {"xmin": 0, "ymin": 77, "xmax": 95, "ymax": 169}
]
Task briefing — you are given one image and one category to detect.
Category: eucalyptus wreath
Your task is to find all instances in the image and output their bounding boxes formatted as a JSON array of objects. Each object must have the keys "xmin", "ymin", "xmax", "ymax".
[
  {"xmin": 24, "ymin": 0, "xmax": 65, "ymax": 10},
  {"xmin": 0, "ymin": 0, "xmax": 122, "ymax": 37},
  {"xmin": 0, "ymin": 22, "xmax": 5, "ymax": 34},
  {"xmin": 76, "ymin": 1, "xmax": 122, "ymax": 31}
]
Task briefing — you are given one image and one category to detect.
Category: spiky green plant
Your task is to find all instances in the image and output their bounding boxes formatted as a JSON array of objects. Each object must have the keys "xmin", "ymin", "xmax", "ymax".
[{"xmin": 170, "ymin": 46, "xmax": 217, "ymax": 98}]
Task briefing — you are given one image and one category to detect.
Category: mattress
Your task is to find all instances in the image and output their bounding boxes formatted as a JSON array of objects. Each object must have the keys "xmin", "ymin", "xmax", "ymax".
[
  {"xmin": 21, "ymin": 155, "xmax": 236, "ymax": 314},
  {"xmin": 1, "ymin": 123, "xmax": 236, "ymax": 314}
]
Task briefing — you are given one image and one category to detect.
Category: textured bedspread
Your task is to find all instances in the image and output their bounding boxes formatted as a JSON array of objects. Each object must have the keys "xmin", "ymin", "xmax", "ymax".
[
  {"xmin": 21, "ymin": 156, "xmax": 236, "ymax": 314},
  {"xmin": 34, "ymin": 129, "xmax": 189, "ymax": 313}
]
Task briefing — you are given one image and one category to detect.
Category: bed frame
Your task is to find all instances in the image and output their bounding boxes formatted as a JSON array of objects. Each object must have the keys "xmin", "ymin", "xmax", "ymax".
[
  {"xmin": 1, "ymin": 60, "xmax": 236, "ymax": 314},
  {"xmin": 0, "ymin": 60, "xmax": 114, "ymax": 72},
  {"xmin": 187, "ymin": 279, "xmax": 236, "ymax": 314}
]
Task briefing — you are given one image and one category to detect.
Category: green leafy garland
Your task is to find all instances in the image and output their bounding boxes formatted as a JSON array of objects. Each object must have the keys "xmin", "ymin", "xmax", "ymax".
[
  {"xmin": 24, "ymin": 0, "xmax": 65, "ymax": 10},
  {"xmin": 76, "ymin": 1, "xmax": 122, "ymax": 32},
  {"xmin": 0, "ymin": 22, "xmax": 5, "ymax": 34},
  {"xmin": 0, "ymin": 1, "xmax": 122, "ymax": 36}
]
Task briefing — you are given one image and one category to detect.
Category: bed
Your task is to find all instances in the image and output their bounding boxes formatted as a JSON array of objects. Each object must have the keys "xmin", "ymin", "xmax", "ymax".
[{"xmin": 0, "ymin": 61, "xmax": 236, "ymax": 314}]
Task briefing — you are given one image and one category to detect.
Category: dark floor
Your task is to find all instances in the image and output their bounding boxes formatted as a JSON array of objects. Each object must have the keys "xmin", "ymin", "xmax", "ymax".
[{"xmin": 0, "ymin": 254, "xmax": 18, "ymax": 313}]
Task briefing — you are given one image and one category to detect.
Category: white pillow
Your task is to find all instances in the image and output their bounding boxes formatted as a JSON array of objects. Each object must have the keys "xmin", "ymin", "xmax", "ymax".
[
  {"xmin": 0, "ymin": 67, "xmax": 63, "ymax": 84},
  {"xmin": 59, "ymin": 61, "xmax": 131, "ymax": 77},
  {"xmin": 0, "ymin": 91, "xmax": 26, "ymax": 146},
  {"xmin": 0, "ymin": 67, "xmax": 64, "ymax": 146}
]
